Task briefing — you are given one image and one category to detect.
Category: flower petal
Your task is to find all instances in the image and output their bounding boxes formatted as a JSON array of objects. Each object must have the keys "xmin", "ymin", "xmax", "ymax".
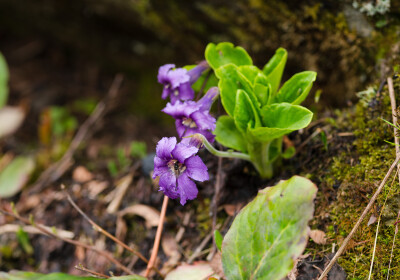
[
  {"xmin": 168, "ymin": 68, "xmax": 190, "ymax": 89},
  {"xmin": 175, "ymin": 119, "xmax": 186, "ymax": 138},
  {"xmin": 171, "ymin": 142, "xmax": 198, "ymax": 163},
  {"xmin": 187, "ymin": 61, "xmax": 209, "ymax": 84},
  {"xmin": 181, "ymin": 134, "xmax": 203, "ymax": 149},
  {"xmin": 177, "ymin": 173, "xmax": 198, "ymax": 205},
  {"xmin": 198, "ymin": 87, "xmax": 219, "ymax": 111},
  {"xmin": 158, "ymin": 64, "xmax": 175, "ymax": 84},
  {"xmin": 177, "ymin": 83, "xmax": 195, "ymax": 101},
  {"xmin": 162, "ymin": 101, "xmax": 199, "ymax": 119},
  {"xmin": 161, "ymin": 87, "xmax": 171, "ymax": 100},
  {"xmin": 159, "ymin": 171, "xmax": 179, "ymax": 199},
  {"xmin": 191, "ymin": 111, "xmax": 216, "ymax": 131},
  {"xmin": 156, "ymin": 137, "xmax": 176, "ymax": 160},
  {"xmin": 153, "ymin": 156, "xmax": 168, "ymax": 178},
  {"xmin": 184, "ymin": 155, "xmax": 209, "ymax": 182}
]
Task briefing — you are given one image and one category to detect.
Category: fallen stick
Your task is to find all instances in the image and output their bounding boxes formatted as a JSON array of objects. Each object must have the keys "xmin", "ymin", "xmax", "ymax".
[
  {"xmin": 0, "ymin": 205, "xmax": 134, "ymax": 275},
  {"xmin": 29, "ymin": 74, "xmax": 124, "ymax": 194}
]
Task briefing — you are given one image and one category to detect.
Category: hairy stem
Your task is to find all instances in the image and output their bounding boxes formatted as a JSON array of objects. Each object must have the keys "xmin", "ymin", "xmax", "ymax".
[{"xmin": 197, "ymin": 134, "xmax": 252, "ymax": 161}]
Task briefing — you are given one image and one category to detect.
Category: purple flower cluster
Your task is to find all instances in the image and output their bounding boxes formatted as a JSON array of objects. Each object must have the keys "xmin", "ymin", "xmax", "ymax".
[
  {"xmin": 153, "ymin": 137, "xmax": 209, "ymax": 205},
  {"xmin": 154, "ymin": 62, "xmax": 218, "ymax": 204},
  {"xmin": 157, "ymin": 61, "xmax": 208, "ymax": 105},
  {"xmin": 162, "ymin": 87, "xmax": 218, "ymax": 143}
]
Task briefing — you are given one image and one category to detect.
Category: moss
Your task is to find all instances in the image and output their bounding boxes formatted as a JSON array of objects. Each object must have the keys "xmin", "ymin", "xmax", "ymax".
[{"xmin": 312, "ymin": 77, "xmax": 400, "ymax": 278}]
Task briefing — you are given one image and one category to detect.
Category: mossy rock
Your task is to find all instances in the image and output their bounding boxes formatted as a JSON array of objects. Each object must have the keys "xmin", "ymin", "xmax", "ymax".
[{"xmin": 303, "ymin": 73, "xmax": 400, "ymax": 278}]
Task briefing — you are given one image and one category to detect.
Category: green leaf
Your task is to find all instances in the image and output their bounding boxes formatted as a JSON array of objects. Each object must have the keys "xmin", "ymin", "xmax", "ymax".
[
  {"xmin": 262, "ymin": 48, "xmax": 287, "ymax": 95},
  {"xmin": 214, "ymin": 230, "xmax": 223, "ymax": 252},
  {"xmin": 215, "ymin": 64, "xmax": 251, "ymax": 117},
  {"xmin": 320, "ymin": 131, "xmax": 328, "ymax": 151},
  {"xmin": 254, "ymin": 82, "xmax": 271, "ymax": 107},
  {"xmin": 234, "ymin": 90, "xmax": 260, "ymax": 134},
  {"xmin": 130, "ymin": 141, "xmax": 147, "ymax": 159},
  {"xmin": 249, "ymin": 103, "xmax": 312, "ymax": 142},
  {"xmin": 221, "ymin": 176, "xmax": 317, "ymax": 280},
  {"xmin": 0, "ymin": 52, "xmax": 9, "ymax": 109},
  {"xmin": 237, "ymin": 65, "xmax": 261, "ymax": 84},
  {"xmin": 0, "ymin": 271, "xmax": 146, "ymax": 280},
  {"xmin": 215, "ymin": 115, "xmax": 247, "ymax": 153},
  {"xmin": 205, "ymin": 42, "xmax": 252, "ymax": 70},
  {"xmin": 0, "ymin": 156, "xmax": 35, "ymax": 198},
  {"xmin": 275, "ymin": 71, "xmax": 317, "ymax": 105},
  {"xmin": 16, "ymin": 227, "xmax": 34, "ymax": 255},
  {"xmin": 282, "ymin": 146, "xmax": 296, "ymax": 159}
]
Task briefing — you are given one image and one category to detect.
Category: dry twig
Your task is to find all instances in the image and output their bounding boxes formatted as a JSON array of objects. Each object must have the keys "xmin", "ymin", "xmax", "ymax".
[
  {"xmin": 66, "ymin": 193, "xmax": 149, "ymax": 265},
  {"xmin": 30, "ymin": 74, "xmax": 124, "ymax": 193},
  {"xmin": 388, "ymin": 77, "xmax": 400, "ymax": 183},
  {"xmin": 386, "ymin": 76, "xmax": 400, "ymax": 279},
  {"xmin": 0, "ymin": 206, "xmax": 134, "ymax": 275},
  {"xmin": 75, "ymin": 264, "xmax": 109, "ymax": 278}
]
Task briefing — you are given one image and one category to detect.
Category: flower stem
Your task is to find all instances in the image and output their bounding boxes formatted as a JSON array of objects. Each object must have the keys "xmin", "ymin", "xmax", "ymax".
[
  {"xmin": 196, "ymin": 134, "xmax": 252, "ymax": 161},
  {"xmin": 145, "ymin": 195, "xmax": 169, "ymax": 277}
]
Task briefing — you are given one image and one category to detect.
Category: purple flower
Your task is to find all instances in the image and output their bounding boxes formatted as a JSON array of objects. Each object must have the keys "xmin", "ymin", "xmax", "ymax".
[
  {"xmin": 162, "ymin": 87, "xmax": 219, "ymax": 143},
  {"xmin": 187, "ymin": 61, "xmax": 209, "ymax": 84},
  {"xmin": 153, "ymin": 137, "xmax": 209, "ymax": 205},
  {"xmin": 157, "ymin": 62, "xmax": 209, "ymax": 104}
]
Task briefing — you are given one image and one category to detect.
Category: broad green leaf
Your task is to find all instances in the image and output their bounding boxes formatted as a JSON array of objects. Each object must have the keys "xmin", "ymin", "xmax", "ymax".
[
  {"xmin": 221, "ymin": 176, "xmax": 317, "ymax": 280},
  {"xmin": 248, "ymin": 103, "xmax": 312, "ymax": 142},
  {"xmin": 214, "ymin": 230, "xmax": 223, "ymax": 252},
  {"xmin": 166, "ymin": 263, "xmax": 219, "ymax": 280},
  {"xmin": 0, "ymin": 156, "xmax": 35, "ymax": 198},
  {"xmin": 237, "ymin": 65, "xmax": 261, "ymax": 84},
  {"xmin": 262, "ymin": 48, "xmax": 287, "ymax": 95},
  {"xmin": 0, "ymin": 52, "xmax": 9, "ymax": 109},
  {"xmin": 275, "ymin": 71, "xmax": 317, "ymax": 105},
  {"xmin": 0, "ymin": 271, "xmax": 146, "ymax": 280},
  {"xmin": 254, "ymin": 82, "xmax": 271, "ymax": 107},
  {"xmin": 234, "ymin": 90, "xmax": 260, "ymax": 134},
  {"xmin": 236, "ymin": 66, "xmax": 264, "ymax": 109},
  {"xmin": 215, "ymin": 64, "xmax": 251, "ymax": 117},
  {"xmin": 215, "ymin": 115, "xmax": 247, "ymax": 152},
  {"xmin": 205, "ymin": 42, "xmax": 252, "ymax": 70},
  {"xmin": 253, "ymin": 73, "xmax": 272, "ymax": 106},
  {"xmin": 261, "ymin": 103, "xmax": 313, "ymax": 129}
]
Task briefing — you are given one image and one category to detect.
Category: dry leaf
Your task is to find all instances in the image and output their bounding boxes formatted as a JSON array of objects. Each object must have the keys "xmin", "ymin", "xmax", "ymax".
[
  {"xmin": 309, "ymin": 229, "xmax": 327, "ymax": 245},
  {"xmin": 161, "ymin": 235, "xmax": 181, "ymax": 274},
  {"xmin": 107, "ymin": 174, "xmax": 133, "ymax": 213},
  {"xmin": 86, "ymin": 180, "xmax": 108, "ymax": 198},
  {"xmin": 210, "ymin": 251, "xmax": 224, "ymax": 278},
  {"xmin": 223, "ymin": 203, "xmax": 243, "ymax": 216},
  {"xmin": 72, "ymin": 166, "xmax": 93, "ymax": 183},
  {"xmin": 119, "ymin": 204, "xmax": 160, "ymax": 228},
  {"xmin": 0, "ymin": 106, "xmax": 25, "ymax": 138},
  {"xmin": 165, "ymin": 262, "xmax": 219, "ymax": 280},
  {"xmin": 368, "ymin": 214, "xmax": 377, "ymax": 226}
]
